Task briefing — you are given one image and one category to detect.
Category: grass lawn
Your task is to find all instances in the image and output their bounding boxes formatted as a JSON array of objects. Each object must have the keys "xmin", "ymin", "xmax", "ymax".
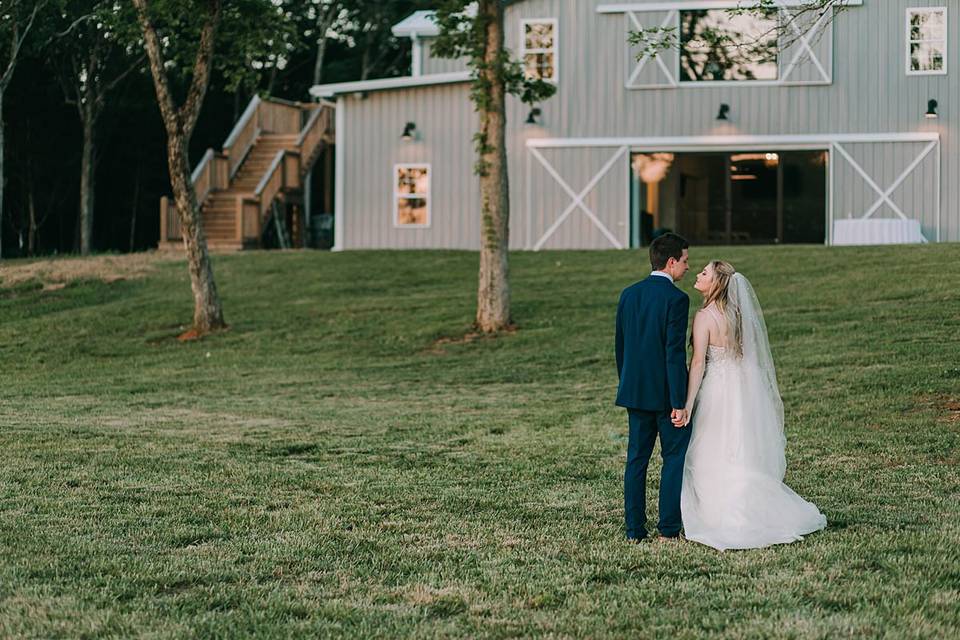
[{"xmin": 1, "ymin": 245, "xmax": 958, "ymax": 638}]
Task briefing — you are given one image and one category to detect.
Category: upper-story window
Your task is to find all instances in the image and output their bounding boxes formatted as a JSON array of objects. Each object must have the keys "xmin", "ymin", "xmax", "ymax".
[
  {"xmin": 394, "ymin": 164, "xmax": 430, "ymax": 228},
  {"xmin": 679, "ymin": 9, "xmax": 778, "ymax": 82},
  {"xmin": 521, "ymin": 19, "xmax": 558, "ymax": 82},
  {"xmin": 907, "ymin": 7, "xmax": 947, "ymax": 75}
]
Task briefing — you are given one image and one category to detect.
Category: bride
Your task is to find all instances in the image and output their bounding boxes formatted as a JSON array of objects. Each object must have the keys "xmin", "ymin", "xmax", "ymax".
[{"xmin": 678, "ymin": 261, "xmax": 826, "ymax": 550}]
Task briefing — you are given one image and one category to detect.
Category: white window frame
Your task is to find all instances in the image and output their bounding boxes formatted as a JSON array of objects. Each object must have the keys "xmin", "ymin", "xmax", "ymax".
[
  {"xmin": 906, "ymin": 7, "xmax": 947, "ymax": 76},
  {"xmin": 520, "ymin": 18, "xmax": 559, "ymax": 83},
  {"xmin": 393, "ymin": 163, "xmax": 431, "ymax": 229},
  {"xmin": 677, "ymin": 8, "xmax": 780, "ymax": 85}
]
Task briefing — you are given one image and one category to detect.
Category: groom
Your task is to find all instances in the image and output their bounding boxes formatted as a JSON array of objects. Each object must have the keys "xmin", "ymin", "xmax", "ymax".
[{"xmin": 615, "ymin": 233, "xmax": 691, "ymax": 541}]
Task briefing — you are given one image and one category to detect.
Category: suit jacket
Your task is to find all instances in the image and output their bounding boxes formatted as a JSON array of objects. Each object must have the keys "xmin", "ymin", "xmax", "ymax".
[{"xmin": 615, "ymin": 275, "xmax": 690, "ymax": 411}]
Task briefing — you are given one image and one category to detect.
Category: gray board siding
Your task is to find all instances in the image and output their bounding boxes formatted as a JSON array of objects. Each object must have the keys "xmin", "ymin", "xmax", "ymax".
[
  {"xmin": 421, "ymin": 39, "xmax": 469, "ymax": 75},
  {"xmin": 340, "ymin": 83, "xmax": 480, "ymax": 250},
  {"xmin": 338, "ymin": 0, "xmax": 958, "ymax": 248}
]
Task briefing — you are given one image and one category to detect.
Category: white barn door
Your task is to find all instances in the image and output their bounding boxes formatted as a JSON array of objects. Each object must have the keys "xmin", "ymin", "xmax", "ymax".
[
  {"xmin": 526, "ymin": 146, "xmax": 630, "ymax": 250},
  {"xmin": 830, "ymin": 139, "xmax": 941, "ymax": 244}
]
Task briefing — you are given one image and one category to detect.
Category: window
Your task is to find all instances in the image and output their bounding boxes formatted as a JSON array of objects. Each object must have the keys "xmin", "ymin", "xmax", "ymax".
[
  {"xmin": 907, "ymin": 7, "xmax": 947, "ymax": 75},
  {"xmin": 394, "ymin": 164, "xmax": 430, "ymax": 227},
  {"xmin": 679, "ymin": 10, "xmax": 778, "ymax": 82},
  {"xmin": 521, "ymin": 19, "xmax": 558, "ymax": 82}
]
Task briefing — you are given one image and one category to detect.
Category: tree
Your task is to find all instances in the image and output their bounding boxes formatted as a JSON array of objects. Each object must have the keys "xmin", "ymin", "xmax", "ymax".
[
  {"xmin": 131, "ymin": 0, "xmax": 225, "ymax": 337},
  {"xmin": 305, "ymin": 0, "xmax": 350, "ymax": 86},
  {"xmin": 52, "ymin": 1, "xmax": 144, "ymax": 256},
  {"xmin": 0, "ymin": 0, "xmax": 44, "ymax": 259},
  {"xmin": 8, "ymin": 119, "xmax": 66, "ymax": 256},
  {"xmin": 433, "ymin": 1, "xmax": 555, "ymax": 333},
  {"xmin": 129, "ymin": 0, "xmax": 299, "ymax": 336},
  {"xmin": 349, "ymin": 1, "xmax": 421, "ymax": 81}
]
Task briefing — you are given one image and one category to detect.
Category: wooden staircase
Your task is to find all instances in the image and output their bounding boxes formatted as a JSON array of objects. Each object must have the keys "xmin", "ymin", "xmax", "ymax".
[{"xmin": 159, "ymin": 97, "xmax": 335, "ymax": 251}]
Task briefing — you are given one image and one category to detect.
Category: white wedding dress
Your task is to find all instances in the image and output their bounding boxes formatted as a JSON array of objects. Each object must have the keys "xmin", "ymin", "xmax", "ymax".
[{"xmin": 681, "ymin": 274, "xmax": 826, "ymax": 551}]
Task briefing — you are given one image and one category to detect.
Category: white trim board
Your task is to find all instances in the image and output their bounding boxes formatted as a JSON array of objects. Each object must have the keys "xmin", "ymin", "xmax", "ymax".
[
  {"xmin": 526, "ymin": 133, "xmax": 940, "ymax": 149},
  {"xmin": 598, "ymin": 1, "xmax": 862, "ymax": 12},
  {"xmin": 310, "ymin": 71, "xmax": 471, "ymax": 98},
  {"xmin": 333, "ymin": 99, "xmax": 345, "ymax": 252}
]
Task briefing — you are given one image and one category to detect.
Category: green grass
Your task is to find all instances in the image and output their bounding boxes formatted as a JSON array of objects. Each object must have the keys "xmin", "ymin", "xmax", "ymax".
[{"xmin": 1, "ymin": 245, "xmax": 958, "ymax": 639}]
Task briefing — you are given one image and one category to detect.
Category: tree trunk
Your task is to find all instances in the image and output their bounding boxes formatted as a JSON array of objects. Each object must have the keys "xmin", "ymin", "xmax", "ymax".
[
  {"xmin": 313, "ymin": 36, "xmax": 328, "ymax": 86},
  {"xmin": 360, "ymin": 46, "xmax": 371, "ymax": 81},
  {"xmin": 79, "ymin": 102, "xmax": 96, "ymax": 255},
  {"xmin": 312, "ymin": 5, "xmax": 336, "ymax": 86},
  {"xmin": 134, "ymin": 0, "xmax": 225, "ymax": 337},
  {"xmin": 0, "ymin": 88, "xmax": 4, "ymax": 260},
  {"xmin": 129, "ymin": 162, "xmax": 140, "ymax": 252},
  {"xmin": 475, "ymin": 0, "xmax": 511, "ymax": 333},
  {"xmin": 27, "ymin": 179, "xmax": 37, "ymax": 255},
  {"xmin": 167, "ymin": 134, "xmax": 224, "ymax": 334},
  {"xmin": 266, "ymin": 65, "xmax": 278, "ymax": 96}
]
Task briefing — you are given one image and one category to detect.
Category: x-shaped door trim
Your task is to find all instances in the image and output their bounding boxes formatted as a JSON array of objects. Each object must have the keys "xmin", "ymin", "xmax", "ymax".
[
  {"xmin": 626, "ymin": 10, "xmax": 678, "ymax": 88},
  {"xmin": 777, "ymin": 1, "xmax": 832, "ymax": 83},
  {"xmin": 832, "ymin": 140, "xmax": 938, "ymax": 224},
  {"xmin": 529, "ymin": 146, "xmax": 628, "ymax": 251}
]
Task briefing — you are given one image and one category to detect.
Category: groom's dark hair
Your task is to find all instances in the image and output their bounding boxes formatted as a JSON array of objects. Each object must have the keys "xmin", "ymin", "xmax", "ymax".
[{"xmin": 649, "ymin": 233, "xmax": 689, "ymax": 270}]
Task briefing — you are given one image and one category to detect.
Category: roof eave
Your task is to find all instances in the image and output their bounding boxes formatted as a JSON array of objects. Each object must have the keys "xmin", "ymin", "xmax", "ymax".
[{"xmin": 309, "ymin": 71, "xmax": 472, "ymax": 99}]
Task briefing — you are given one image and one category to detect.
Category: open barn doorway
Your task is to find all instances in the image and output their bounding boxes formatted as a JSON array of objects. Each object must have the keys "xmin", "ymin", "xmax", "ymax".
[{"xmin": 629, "ymin": 150, "xmax": 827, "ymax": 246}]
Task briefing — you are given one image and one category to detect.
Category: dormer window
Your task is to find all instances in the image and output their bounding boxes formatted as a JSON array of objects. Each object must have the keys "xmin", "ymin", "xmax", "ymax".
[
  {"xmin": 521, "ymin": 19, "xmax": 558, "ymax": 82},
  {"xmin": 907, "ymin": 7, "xmax": 947, "ymax": 75}
]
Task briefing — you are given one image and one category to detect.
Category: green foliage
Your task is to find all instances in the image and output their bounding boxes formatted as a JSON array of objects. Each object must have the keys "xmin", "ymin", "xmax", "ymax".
[
  {"xmin": 46, "ymin": 1, "xmax": 143, "ymax": 109},
  {"xmin": 0, "ymin": 245, "xmax": 959, "ymax": 636},
  {"xmin": 117, "ymin": 0, "xmax": 297, "ymax": 97}
]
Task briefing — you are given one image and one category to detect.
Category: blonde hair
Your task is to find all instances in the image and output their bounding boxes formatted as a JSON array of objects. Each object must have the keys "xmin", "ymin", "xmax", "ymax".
[{"xmin": 702, "ymin": 260, "xmax": 743, "ymax": 359}]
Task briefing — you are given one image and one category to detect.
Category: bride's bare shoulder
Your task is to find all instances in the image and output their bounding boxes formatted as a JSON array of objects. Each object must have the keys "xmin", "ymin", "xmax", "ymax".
[{"xmin": 696, "ymin": 303, "xmax": 720, "ymax": 322}]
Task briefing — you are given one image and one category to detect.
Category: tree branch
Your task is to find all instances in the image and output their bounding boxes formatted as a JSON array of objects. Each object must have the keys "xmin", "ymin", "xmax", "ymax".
[
  {"xmin": 53, "ymin": 13, "xmax": 95, "ymax": 40},
  {"xmin": 180, "ymin": 0, "xmax": 222, "ymax": 138},
  {"xmin": 102, "ymin": 53, "xmax": 146, "ymax": 95},
  {"xmin": 131, "ymin": 0, "xmax": 179, "ymax": 131},
  {"xmin": 0, "ymin": 0, "xmax": 44, "ymax": 90}
]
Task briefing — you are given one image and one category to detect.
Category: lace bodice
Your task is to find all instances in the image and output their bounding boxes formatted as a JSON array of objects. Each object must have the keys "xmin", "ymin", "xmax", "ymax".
[{"xmin": 705, "ymin": 344, "xmax": 736, "ymax": 373}]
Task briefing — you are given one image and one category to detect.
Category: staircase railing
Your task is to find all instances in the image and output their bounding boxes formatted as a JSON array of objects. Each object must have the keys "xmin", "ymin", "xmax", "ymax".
[
  {"xmin": 160, "ymin": 148, "xmax": 229, "ymax": 244},
  {"xmin": 192, "ymin": 148, "xmax": 230, "ymax": 205},
  {"xmin": 223, "ymin": 96, "xmax": 262, "ymax": 178},
  {"xmin": 239, "ymin": 149, "xmax": 302, "ymax": 244},
  {"xmin": 297, "ymin": 100, "xmax": 335, "ymax": 178},
  {"xmin": 160, "ymin": 97, "xmax": 336, "ymax": 248}
]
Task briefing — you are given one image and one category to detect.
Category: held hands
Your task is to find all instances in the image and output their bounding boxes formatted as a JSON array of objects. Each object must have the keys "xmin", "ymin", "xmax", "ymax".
[{"xmin": 671, "ymin": 408, "xmax": 689, "ymax": 428}]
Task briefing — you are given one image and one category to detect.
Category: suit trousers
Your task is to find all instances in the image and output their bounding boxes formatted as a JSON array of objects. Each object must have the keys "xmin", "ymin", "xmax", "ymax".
[{"xmin": 624, "ymin": 408, "xmax": 691, "ymax": 539}]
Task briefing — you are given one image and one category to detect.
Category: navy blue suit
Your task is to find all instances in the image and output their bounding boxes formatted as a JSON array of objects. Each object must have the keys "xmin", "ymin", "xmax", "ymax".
[{"xmin": 615, "ymin": 275, "xmax": 691, "ymax": 539}]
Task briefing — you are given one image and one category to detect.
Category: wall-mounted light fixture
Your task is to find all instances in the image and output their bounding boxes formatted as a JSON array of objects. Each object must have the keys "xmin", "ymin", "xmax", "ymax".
[
  {"xmin": 526, "ymin": 108, "xmax": 542, "ymax": 125},
  {"xmin": 926, "ymin": 99, "xmax": 939, "ymax": 119},
  {"xmin": 717, "ymin": 103, "xmax": 731, "ymax": 121},
  {"xmin": 401, "ymin": 122, "xmax": 417, "ymax": 141}
]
